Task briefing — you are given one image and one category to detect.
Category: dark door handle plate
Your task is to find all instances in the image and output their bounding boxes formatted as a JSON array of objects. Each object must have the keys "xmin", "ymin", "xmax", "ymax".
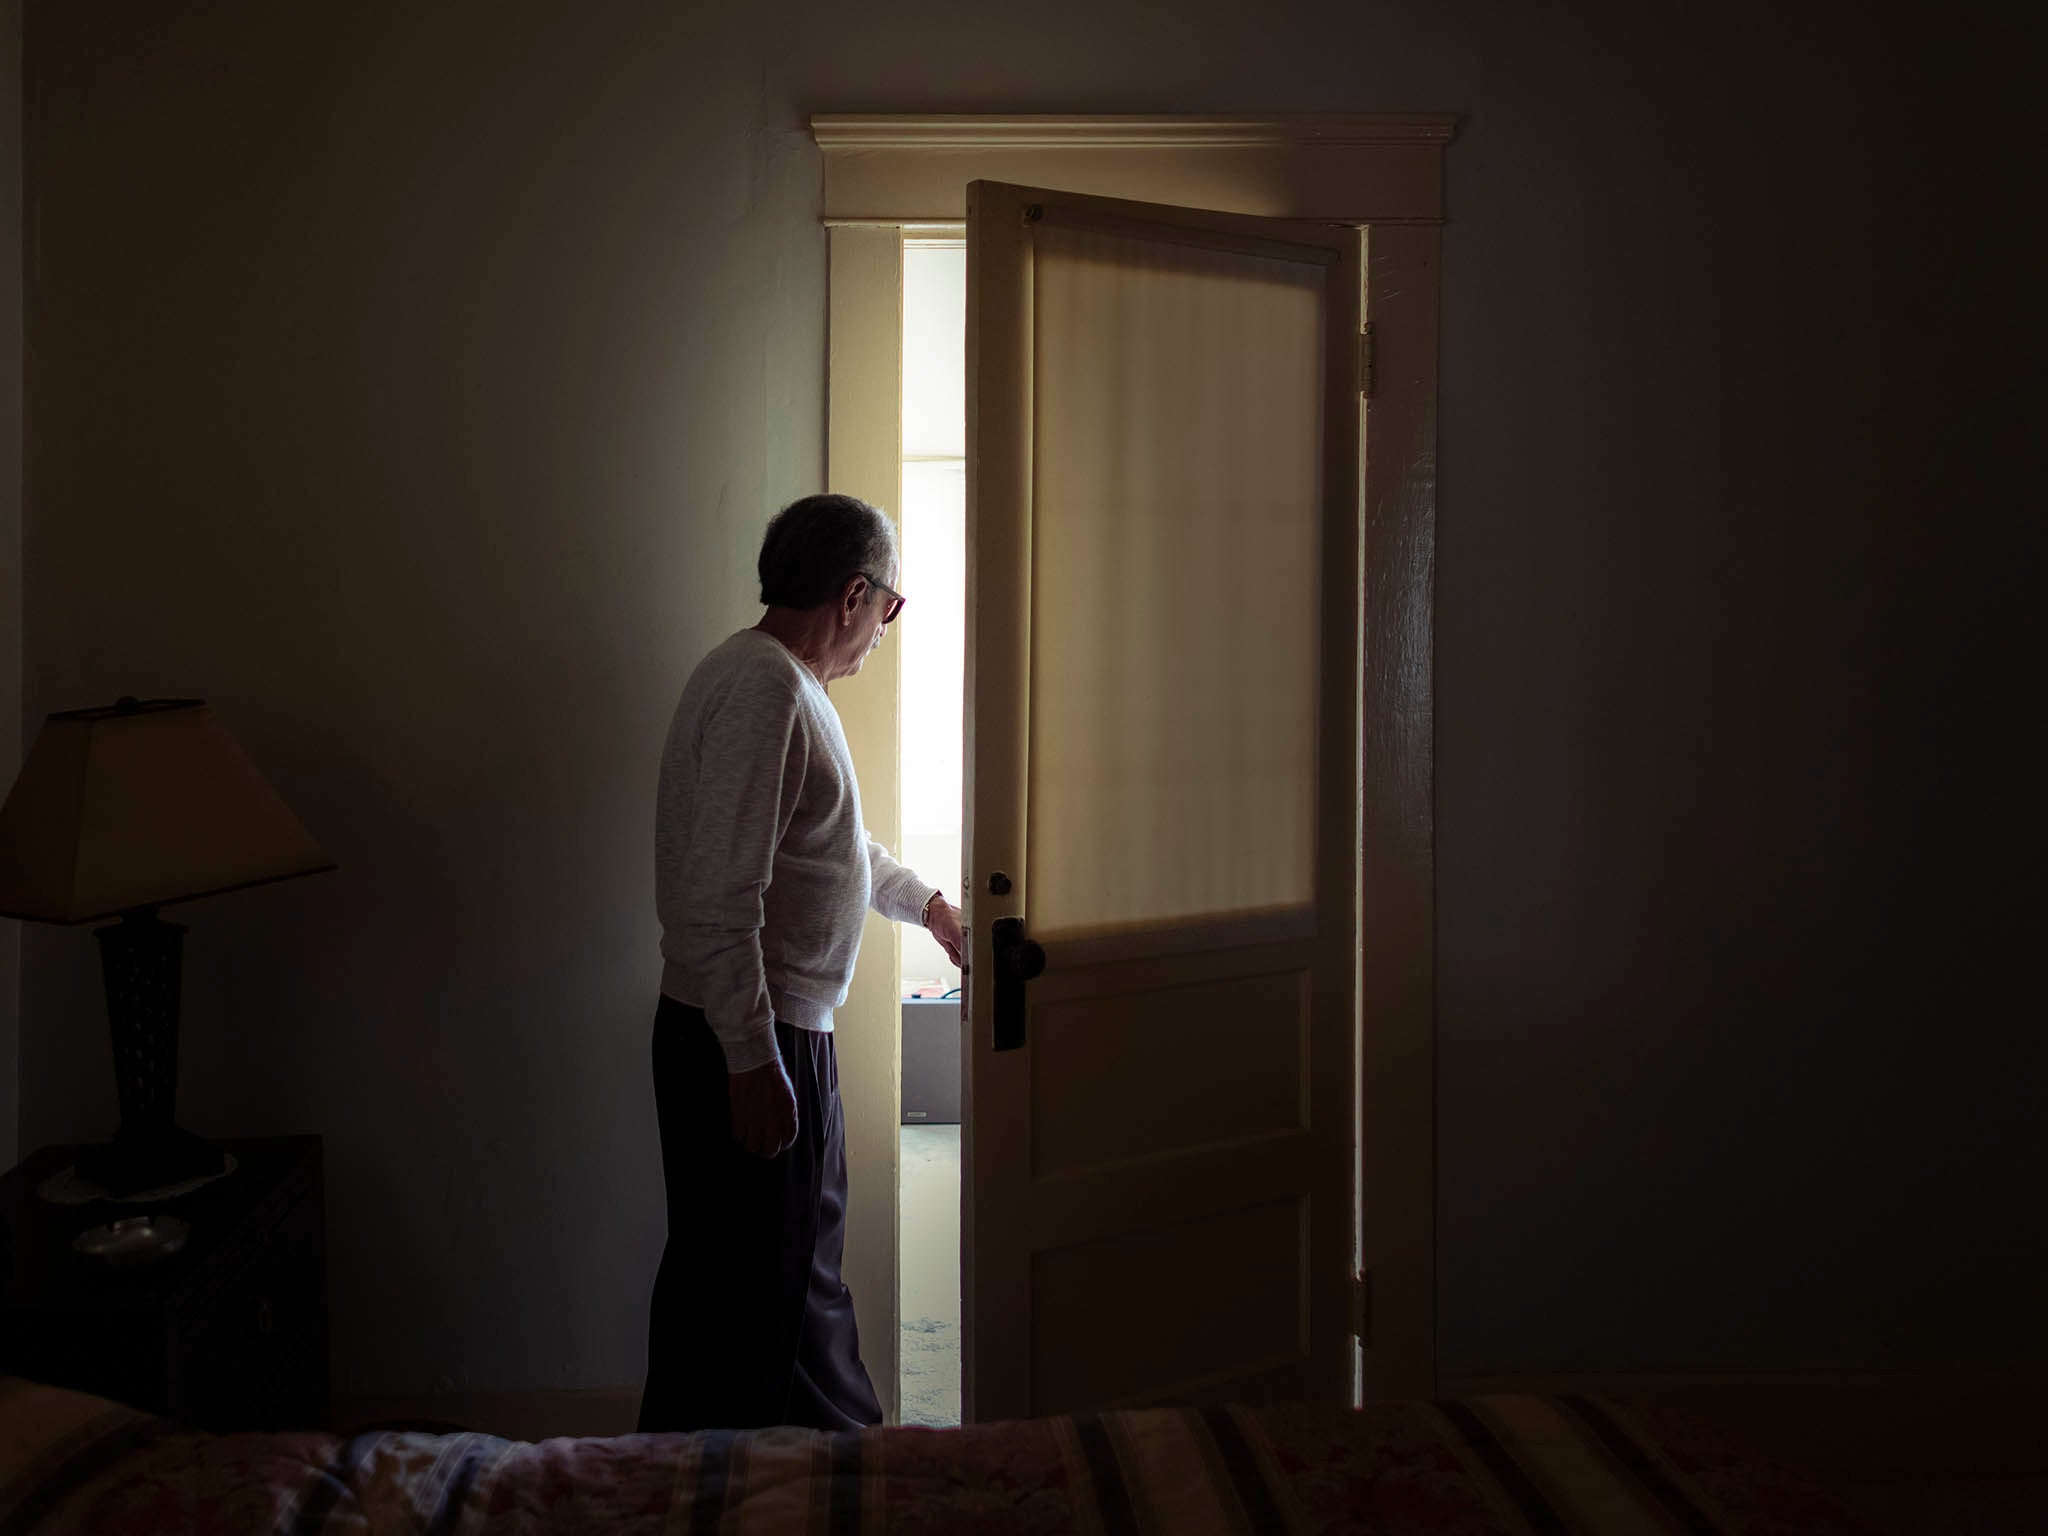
[{"xmin": 990, "ymin": 916, "xmax": 1045, "ymax": 1051}]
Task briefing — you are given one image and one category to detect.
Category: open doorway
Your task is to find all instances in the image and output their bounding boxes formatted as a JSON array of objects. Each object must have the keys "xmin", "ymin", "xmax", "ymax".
[{"xmin": 895, "ymin": 235, "xmax": 966, "ymax": 1425}]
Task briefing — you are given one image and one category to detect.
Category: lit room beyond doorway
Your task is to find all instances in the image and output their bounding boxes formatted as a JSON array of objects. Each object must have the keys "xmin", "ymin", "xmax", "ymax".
[{"xmin": 896, "ymin": 235, "xmax": 965, "ymax": 1426}]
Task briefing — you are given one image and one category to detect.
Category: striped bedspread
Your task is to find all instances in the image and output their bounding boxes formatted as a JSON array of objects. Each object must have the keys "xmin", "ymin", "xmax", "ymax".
[{"xmin": 0, "ymin": 1376, "xmax": 1868, "ymax": 1533}]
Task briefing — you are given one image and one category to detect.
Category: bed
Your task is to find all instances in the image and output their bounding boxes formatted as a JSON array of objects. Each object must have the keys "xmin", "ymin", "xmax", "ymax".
[{"xmin": 0, "ymin": 1374, "xmax": 1872, "ymax": 1533}]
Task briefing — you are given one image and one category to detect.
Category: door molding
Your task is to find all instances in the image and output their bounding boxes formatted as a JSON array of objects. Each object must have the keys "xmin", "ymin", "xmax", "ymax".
[
  {"xmin": 1355, "ymin": 218, "xmax": 1441, "ymax": 1400},
  {"xmin": 815, "ymin": 113, "xmax": 1450, "ymax": 1405},
  {"xmin": 814, "ymin": 115, "xmax": 1458, "ymax": 146},
  {"xmin": 822, "ymin": 224, "xmax": 906, "ymax": 1424},
  {"xmin": 815, "ymin": 114, "xmax": 1456, "ymax": 227}
]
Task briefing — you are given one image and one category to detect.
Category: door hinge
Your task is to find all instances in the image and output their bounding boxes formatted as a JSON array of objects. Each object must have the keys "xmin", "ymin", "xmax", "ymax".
[
  {"xmin": 1358, "ymin": 322, "xmax": 1376, "ymax": 398},
  {"xmin": 1351, "ymin": 1269, "xmax": 1372, "ymax": 1345}
]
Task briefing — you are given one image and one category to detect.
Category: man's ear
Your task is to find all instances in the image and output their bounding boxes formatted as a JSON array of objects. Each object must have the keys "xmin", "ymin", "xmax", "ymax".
[{"xmin": 840, "ymin": 574, "xmax": 867, "ymax": 625}]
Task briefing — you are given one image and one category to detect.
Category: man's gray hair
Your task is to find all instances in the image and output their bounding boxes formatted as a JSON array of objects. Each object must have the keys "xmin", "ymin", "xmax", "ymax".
[{"xmin": 757, "ymin": 494, "xmax": 898, "ymax": 610}]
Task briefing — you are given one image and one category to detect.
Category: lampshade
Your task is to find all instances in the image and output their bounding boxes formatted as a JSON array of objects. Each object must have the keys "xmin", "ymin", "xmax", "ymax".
[{"xmin": 0, "ymin": 698, "xmax": 335, "ymax": 924}]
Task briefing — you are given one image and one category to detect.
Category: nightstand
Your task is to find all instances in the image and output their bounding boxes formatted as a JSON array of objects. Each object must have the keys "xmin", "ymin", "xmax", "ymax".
[{"xmin": 0, "ymin": 1135, "xmax": 329, "ymax": 1431}]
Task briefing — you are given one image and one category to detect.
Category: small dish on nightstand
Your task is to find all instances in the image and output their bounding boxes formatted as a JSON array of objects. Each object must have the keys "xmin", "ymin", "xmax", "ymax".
[{"xmin": 72, "ymin": 1214, "xmax": 190, "ymax": 1265}]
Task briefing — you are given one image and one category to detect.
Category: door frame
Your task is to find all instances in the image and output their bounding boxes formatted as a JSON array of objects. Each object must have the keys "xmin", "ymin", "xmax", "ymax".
[{"xmin": 816, "ymin": 113, "xmax": 1452, "ymax": 1409}]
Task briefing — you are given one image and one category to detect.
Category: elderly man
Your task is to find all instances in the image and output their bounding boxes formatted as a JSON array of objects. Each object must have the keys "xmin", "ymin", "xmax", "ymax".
[{"xmin": 639, "ymin": 493, "xmax": 965, "ymax": 1433}]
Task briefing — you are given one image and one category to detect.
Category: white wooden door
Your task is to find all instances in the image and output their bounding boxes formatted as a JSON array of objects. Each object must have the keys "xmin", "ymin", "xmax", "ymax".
[{"xmin": 963, "ymin": 180, "xmax": 1363, "ymax": 1420}]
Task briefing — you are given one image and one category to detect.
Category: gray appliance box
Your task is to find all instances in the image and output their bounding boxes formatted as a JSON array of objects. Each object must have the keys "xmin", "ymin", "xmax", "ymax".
[{"xmin": 901, "ymin": 996, "xmax": 961, "ymax": 1125}]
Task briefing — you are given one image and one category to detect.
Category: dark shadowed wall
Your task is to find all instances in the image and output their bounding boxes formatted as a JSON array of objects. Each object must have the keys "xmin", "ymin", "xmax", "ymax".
[
  {"xmin": 1, "ymin": 0, "xmax": 20, "ymax": 1163},
  {"xmin": 14, "ymin": 0, "xmax": 2041, "ymax": 1400}
]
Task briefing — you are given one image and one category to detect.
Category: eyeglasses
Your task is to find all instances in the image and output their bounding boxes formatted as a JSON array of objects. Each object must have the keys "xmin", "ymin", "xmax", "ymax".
[{"xmin": 865, "ymin": 574, "xmax": 906, "ymax": 625}]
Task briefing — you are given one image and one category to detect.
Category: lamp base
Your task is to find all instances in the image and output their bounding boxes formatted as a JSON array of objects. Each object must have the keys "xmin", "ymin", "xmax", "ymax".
[
  {"xmin": 76, "ymin": 1125, "xmax": 227, "ymax": 1199},
  {"xmin": 84, "ymin": 909, "xmax": 224, "ymax": 1198}
]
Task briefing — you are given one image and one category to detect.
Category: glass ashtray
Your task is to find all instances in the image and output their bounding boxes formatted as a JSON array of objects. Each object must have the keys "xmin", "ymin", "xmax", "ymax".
[{"xmin": 72, "ymin": 1214, "xmax": 190, "ymax": 1265}]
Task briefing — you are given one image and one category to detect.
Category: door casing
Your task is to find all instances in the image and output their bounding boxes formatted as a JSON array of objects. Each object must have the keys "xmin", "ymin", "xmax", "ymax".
[{"xmin": 816, "ymin": 114, "xmax": 1450, "ymax": 1414}]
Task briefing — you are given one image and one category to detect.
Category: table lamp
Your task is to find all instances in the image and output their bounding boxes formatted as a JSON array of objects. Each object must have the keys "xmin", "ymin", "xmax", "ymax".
[{"xmin": 0, "ymin": 697, "xmax": 335, "ymax": 1196}]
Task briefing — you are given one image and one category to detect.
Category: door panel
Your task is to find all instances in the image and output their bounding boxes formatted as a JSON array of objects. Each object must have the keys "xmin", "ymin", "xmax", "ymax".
[
  {"xmin": 964, "ymin": 180, "xmax": 1361, "ymax": 1420},
  {"xmin": 1026, "ymin": 223, "xmax": 1325, "ymax": 931},
  {"xmin": 1030, "ymin": 1196, "xmax": 1306, "ymax": 1413},
  {"xmin": 1028, "ymin": 965, "xmax": 1309, "ymax": 1178}
]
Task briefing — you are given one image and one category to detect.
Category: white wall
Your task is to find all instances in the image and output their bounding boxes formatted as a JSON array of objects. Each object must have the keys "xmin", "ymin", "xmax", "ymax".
[{"xmin": 18, "ymin": 0, "xmax": 2040, "ymax": 1401}]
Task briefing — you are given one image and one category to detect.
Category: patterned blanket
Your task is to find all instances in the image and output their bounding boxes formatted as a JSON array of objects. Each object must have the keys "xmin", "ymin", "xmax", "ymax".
[{"xmin": 0, "ymin": 1376, "xmax": 1868, "ymax": 1533}]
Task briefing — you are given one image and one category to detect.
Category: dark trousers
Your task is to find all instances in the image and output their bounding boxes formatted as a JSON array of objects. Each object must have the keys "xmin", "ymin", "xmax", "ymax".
[{"xmin": 637, "ymin": 995, "xmax": 884, "ymax": 1432}]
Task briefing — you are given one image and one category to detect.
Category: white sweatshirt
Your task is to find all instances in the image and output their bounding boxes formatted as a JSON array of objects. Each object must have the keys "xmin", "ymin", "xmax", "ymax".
[{"xmin": 655, "ymin": 629, "xmax": 938, "ymax": 1073}]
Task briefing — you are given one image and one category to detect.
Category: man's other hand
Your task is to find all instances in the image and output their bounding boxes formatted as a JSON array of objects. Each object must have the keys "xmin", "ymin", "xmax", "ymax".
[{"xmin": 729, "ymin": 1058, "xmax": 798, "ymax": 1158}]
